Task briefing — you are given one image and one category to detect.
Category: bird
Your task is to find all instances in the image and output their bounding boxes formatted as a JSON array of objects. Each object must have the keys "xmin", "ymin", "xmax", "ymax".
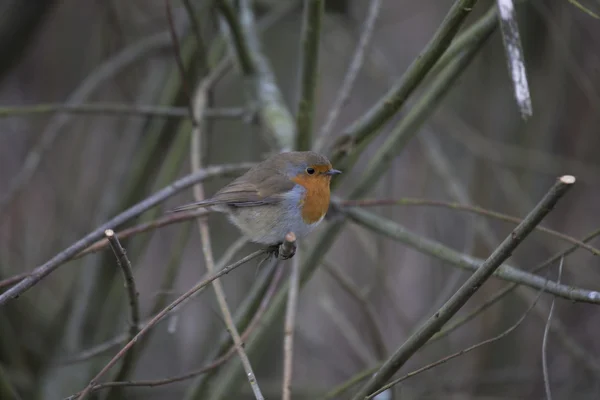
[{"xmin": 171, "ymin": 151, "xmax": 341, "ymax": 251}]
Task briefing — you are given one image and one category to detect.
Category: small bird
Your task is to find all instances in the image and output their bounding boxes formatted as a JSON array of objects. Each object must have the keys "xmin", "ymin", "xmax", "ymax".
[{"xmin": 171, "ymin": 151, "xmax": 341, "ymax": 247}]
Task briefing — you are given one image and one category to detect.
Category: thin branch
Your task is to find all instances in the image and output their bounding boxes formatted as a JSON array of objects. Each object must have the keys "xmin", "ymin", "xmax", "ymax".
[
  {"xmin": 166, "ymin": 0, "xmax": 196, "ymax": 118},
  {"xmin": 0, "ymin": 163, "xmax": 253, "ymax": 305},
  {"xmin": 104, "ymin": 230, "xmax": 140, "ymax": 386},
  {"xmin": 0, "ymin": 31, "xmax": 175, "ymax": 221},
  {"xmin": 350, "ymin": 175, "xmax": 575, "ymax": 400},
  {"xmin": 282, "ymin": 249, "xmax": 300, "ymax": 400},
  {"xmin": 346, "ymin": 206, "xmax": 600, "ymax": 304},
  {"xmin": 340, "ymin": 198, "xmax": 600, "ymax": 256},
  {"xmin": 323, "ymin": 260, "xmax": 387, "ymax": 360},
  {"xmin": 315, "ymin": 0, "xmax": 382, "ymax": 151},
  {"xmin": 74, "ymin": 248, "xmax": 267, "ymax": 400},
  {"xmin": 215, "ymin": 0, "xmax": 256, "ymax": 74},
  {"xmin": 0, "ymin": 209, "xmax": 209, "ymax": 290},
  {"xmin": 366, "ymin": 285, "xmax": 545, "ymax": 399},
  {"xmin": 543, "ymin": 257, "xmax": 563, "ymax": 400},
  {"xmin": 295, "ymin": 0, "xmax": 324, "ymax": 151},
  {"xmin": 60, "ymin": 237, "xmax": 250, "ymax": 366},
  {"xmin": 496, "ymin": 0, "xmax": 532, "ymax": 117},
  {"xmin": 237, "ymin": 0, "xmax": 296, "ymax": 151},
  {"xmin": 330, "ymin": 0, "xmax": 479, "ymax": 169},
  {"xmin": 65, "ymin": 262, "xmax": 284, "ymax": 397},
  {"xmin": 278, "ymin": 232, "xmax": 298, "ymax": 260},
  {"xmin": 187, "ymin": 52, "xmax": 264, "ymax": 399},
  {"xmin": 77, "ymin": 208, "xmax": 210, "ymax": 258},
  {"xmin": 346, "ymin": 18, "xmax": 491, "ymax": 200},
  {"xmin": 0, "ymin": 103, "xmax": 245, "ymax": 119},
  {"xmin": 320, "ymin": 227, "xmax": 600, "ymax": 400}
]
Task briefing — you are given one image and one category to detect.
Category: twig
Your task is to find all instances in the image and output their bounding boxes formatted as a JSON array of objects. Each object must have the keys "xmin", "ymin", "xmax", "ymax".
[
  {"xmin": 350, "ymin": 175, "xmax": 575, "ymax": 400},
  {"xmin": 278, "ymin": 232, "xmax": 297, "ymax": 260},
  {"xmin": 346, "ymin": 206, "xmax": 600, "ymax": 304},
  {"xmin": 186, "ymin": 46, "xmax": 264, "ymax": 399},
  {"xmin": 496, "ymin": 0, "xmax": 532, "ymax": 117},
  {"xmin": 166, "ymin": 0, "xmax": 196, "ymax": 119},
  {"xmin": 295, "ymin": 0, "xmax": 324, "ymax": 151},
  {"xmin": 0, "ymin": 209, "xmax": 209, "ymax": 290},
  {"xmin": 236, "ymin": 0, "xmax": 296, "ymax": 151},
  {"xmin": 104, "ymin": 230, "xmax": 140, "ymax": 386},
  {"xmin": 0, "ymin": 103, "xmax": 245, "ymax": 119},
  {"xmin": 320, "ymin": 227, "xmax": 600, "ymax": 399},
  {"xmin": 282, "ymin": 249, "xmax": 300, "ymax": 400},
  {"xmin": 347, "ymin": 20, "xmax": 491, "ymax": 200},
  {"xmin": 366, "ymin": 285, "xmax": 546, "ymax": 399},
  {"xmin": 0, "ymin": 31, "xmax": 174, "ymax": 221},
  {"xmin": 74, "ymin": 248, "xmax": 267, "ymax": 400},
  {"xmin": 340, "ymin": 198, "xmax": 600, "ymax": 256},
  {"xmin": 330, "ymin": 0, "xmax": 479, "ymax": 169},
  {"xmin": 0, "ymin": 163, "xmax": 253, "ymax": 305},
  {"xmin": 67, "ymin": 262, "xmax": 285, "ymax": 398},
  {"xmin": 60, "ymin": 237, "xmax": 250, "ymax": 366},
  {"xmin": 315, "ymin": 0, "xmax": 381, "ymax": 151},
  {"xmin": 323, "ymin": 260, "xmax": 387, "ymax": 360},
  {"xmin": 543, "ymin": 256, "xmax": 563, "ymax": 400},
  {"xmin": 78, "ymin": 208, "xmax": 210, "ymax": 257}
]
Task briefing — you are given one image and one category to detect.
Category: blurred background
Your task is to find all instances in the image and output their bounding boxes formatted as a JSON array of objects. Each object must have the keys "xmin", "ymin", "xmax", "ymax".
[{"xmin": 1, "ymin": 0, "xmax": 600, "ymax": 399}]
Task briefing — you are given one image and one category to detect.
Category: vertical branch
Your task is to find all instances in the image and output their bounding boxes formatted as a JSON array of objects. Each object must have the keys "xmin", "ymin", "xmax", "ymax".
[
  {"xmin": 315, "ymin": 0, "xmax": 382, "ymax": 151},
  {"xmin": 180, "ymin": 1, "xmax": 264, "ymax": 392},
  {"xmin": 295, "ymin": 0, "xmax": 324, "ymax": 150},
  {"xmin": 282, "ymin": 249, "xmax": 300, "ymax": 400},
  {"xmin": 350, "ymin": 176, "xmax": 575, "ymax": 400},
  {"xmin": 330, "ymin": 0, "xmax": 479, "ymax": 169},
  {"xmin": 542, "ymin": 256, "xmax": 563, "ymax": 400},
  {"xmin": 237, "ymin": 0, "xmax": 297, "ymax": 151},
  {"xmin": 103, "ymin": 230, "xmax": 140, "ymax": 389}
]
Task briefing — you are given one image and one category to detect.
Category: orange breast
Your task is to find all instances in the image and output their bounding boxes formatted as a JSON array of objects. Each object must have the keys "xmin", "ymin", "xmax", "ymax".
[{"xmin": 292, "ymin": 175, "xmax": 331, "ymax": 224}]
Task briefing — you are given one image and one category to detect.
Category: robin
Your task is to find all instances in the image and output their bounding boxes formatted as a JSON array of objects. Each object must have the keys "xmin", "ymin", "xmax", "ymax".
[{"xmin": 172, "ymin": 151, "xmax": 341, "ymax": 249}]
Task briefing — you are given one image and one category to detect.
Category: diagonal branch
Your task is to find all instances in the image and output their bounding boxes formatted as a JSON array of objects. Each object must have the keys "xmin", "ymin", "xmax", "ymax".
[
  {"xmin": 330, "ymin": 0, "xmax": 480, "ymax": 170},
  {"xmin": 74, "ymin": 248, "xmax": 267, "ymax": 400},
  {"xmin": 340, "ymin": 198, "xmax": 600, "ymax": 256},
  {"xmin": 295, "ymin": 0, "xmax": 324, "ymax": 151},
  {"xmin": 103, "ymin": 230, "xmax": 140, "ymax": 386},
  {"xmin": 350, "ymin": 175, "xmax": 575, "ymax": 400},
  {"xmin": 346, "ymin": 205, "xmax": 600, "ymax": 304},
  {"xmin": 315, "ymin": 0, "xmax": 382, "ymax": 151},
  {"xmin": 0, "ymin": 163, "xmax": 253, "ymax": 305}
]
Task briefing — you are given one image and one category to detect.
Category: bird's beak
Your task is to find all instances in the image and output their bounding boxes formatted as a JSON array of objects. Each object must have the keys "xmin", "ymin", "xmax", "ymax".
[{"xmin": 325, "ymin": 169, "xmax": 342, "ymax": 176}]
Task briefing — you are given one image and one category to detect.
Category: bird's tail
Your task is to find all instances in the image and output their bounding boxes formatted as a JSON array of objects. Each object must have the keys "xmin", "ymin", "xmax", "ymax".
[{"xmin": 169, "ymin": 199, "xmax": 218, "ymax": 213}]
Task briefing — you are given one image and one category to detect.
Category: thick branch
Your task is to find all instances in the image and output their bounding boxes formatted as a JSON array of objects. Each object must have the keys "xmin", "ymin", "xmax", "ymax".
[{"xmin": 350, "ymin": 175, "xmax": 575, "ymax": 399}]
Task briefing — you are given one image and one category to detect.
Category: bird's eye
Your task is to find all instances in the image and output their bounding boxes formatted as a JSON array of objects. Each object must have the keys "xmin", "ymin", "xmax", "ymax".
[{"xmin": 306, "ymin": 167, "xmax": 315, "ymax": 175}]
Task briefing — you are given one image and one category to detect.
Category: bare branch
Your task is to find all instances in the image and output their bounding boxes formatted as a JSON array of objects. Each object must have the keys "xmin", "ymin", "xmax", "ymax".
[
  {"xmin": 346, "ymin": 205, "xmax": 600, "ymax": 304},
  {"xmin": 350, "ymin": 175, "xmax": 575, "ymax": 399},
  {"xmin": 330, "ymin": 0, "xmax": 479, "ymax": 170},
  {"xmin": 543, "ymin": 256, "xmax": 563, "ymax": 400},
  {"xmin": 104, "ymin": 230, "xmax": 140, "ymax": 386},
  {"xmin": 366, "ymin": 285, "xmax": 545, "ymax": 399},
  {"xmin": 282, "ymin": 250, "xmax": 300, "ymax": 400},
  {"xmin": 295, "ymin": 0, "xmax": 324, "ymax": 150},
  {"xmin": 0, "ymin": 163, "xmax": 253, "ymax": 305},
  {"xmin": 340, "ymin": 198, "xmax": 600, "ymax": 256},
  {"xmin": 0, "ymin": 103, "xmax": 245, "ymax": 119},
  {"xmin": 0, "ymin": 31, "xmax": 175, "ymax": 221},
  {"xmin": 316, "ymin": 0, "xmax": 382, "ymax": 151},
  {"xmin": 74, "ymin": 248, "xmax": 267, "ymax": 400}
]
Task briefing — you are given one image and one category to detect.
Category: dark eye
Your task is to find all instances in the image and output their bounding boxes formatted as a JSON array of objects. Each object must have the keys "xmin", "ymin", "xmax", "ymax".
[{"xmin": 306, "ymin": 167, "xmax": 315, "ymax": 175}]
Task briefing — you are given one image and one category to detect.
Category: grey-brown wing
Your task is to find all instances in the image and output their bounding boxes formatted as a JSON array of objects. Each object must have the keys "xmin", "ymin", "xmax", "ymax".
[{"xmin": 211, "ymin": 172, "xmax": 295, "ymax": 207}]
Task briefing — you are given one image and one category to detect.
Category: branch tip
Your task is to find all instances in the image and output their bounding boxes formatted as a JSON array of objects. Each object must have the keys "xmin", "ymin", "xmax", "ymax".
[
  {"xmin": 560, "ymin": 175, "xmax": 575, "ymax": 184},
  {"xmin": 278, "ymin": 233, "xmax": 297, "ymax": 260}
]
